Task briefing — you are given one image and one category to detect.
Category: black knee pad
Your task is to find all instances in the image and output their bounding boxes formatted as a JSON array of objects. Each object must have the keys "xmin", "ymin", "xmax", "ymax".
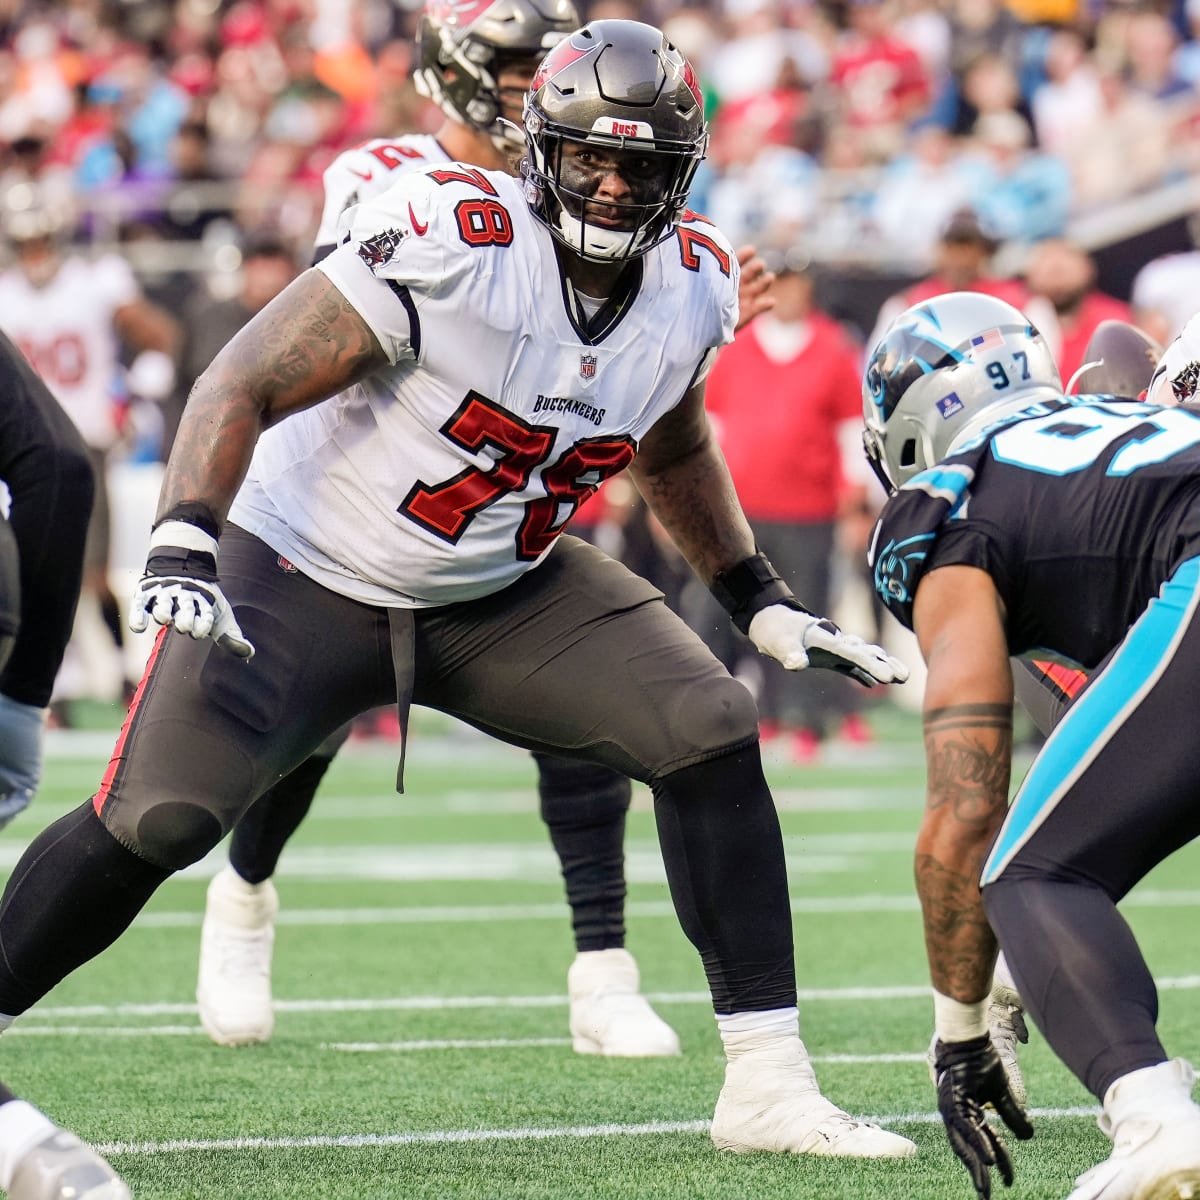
[
  {"xmin": 130, "ymin": 800, "xmax": 225, "ymax": 871},
  {"xmin": 535, "ymin": 753, "xmax": 632, "ymax": 827},
  {"xmin": 667, "ymin": 674, "xmax": 759, "ymax": 761}
]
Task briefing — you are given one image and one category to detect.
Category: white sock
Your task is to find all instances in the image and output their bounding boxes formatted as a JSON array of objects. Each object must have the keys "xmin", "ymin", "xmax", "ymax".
[
  {"xmin": 0, "ymin": 1100, "xmax": 58, "ymax": 1188},
  {"xmin": 716, "ymin": 1007, "xmax": 800, "ymax": 1059}
]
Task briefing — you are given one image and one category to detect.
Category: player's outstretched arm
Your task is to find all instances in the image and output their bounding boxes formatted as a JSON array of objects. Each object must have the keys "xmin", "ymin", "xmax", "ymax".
[
  {"xmin": 130, "ymin": 270, "xmax": 389, "ymax": 657},
  {"xmin": 912, "ymin": 564, "xmax": 1032, "ymax": 1197},
  {"xmin": 630, "ymin": 383, "xmax": 907, "ymax": 686}
]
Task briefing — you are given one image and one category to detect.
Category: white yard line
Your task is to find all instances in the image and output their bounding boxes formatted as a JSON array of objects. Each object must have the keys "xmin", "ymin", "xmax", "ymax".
[
  {"xmin": 115, "ymin": 886, "xmax": 1200, "ymax": 929},
  {"xmin": 19, "ymin": 974, "xmax": 1200, "ymax": 1021},
  {"xmin": 95, "ymin": 1106, "xmax": 1097, "ymax": 1157}
]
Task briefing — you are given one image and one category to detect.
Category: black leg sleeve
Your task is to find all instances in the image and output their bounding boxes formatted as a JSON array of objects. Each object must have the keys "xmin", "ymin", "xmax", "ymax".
[
  {"xmin": 229, "ymin": 754, "xmax": 332, "ymax": 884},
  {"xmin": 534, "ymin": 752, "xmax": 632, "ymax": 953},
  {"xmin": 651, "ymin": 745, "xmax": 795, "ymax": 1013},
  {"xmin": 984, "ymin": 873, "xmax": 1166, "ymax": 1100},
  {"xmin": 0, "ymin": 802, "xmax": 170, "ymax": 1016}
]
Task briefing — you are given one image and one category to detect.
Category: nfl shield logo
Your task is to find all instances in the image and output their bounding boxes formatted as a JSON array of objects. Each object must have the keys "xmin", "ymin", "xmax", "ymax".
[{"xmin": 580, "ymin": 354, "xmax": 597, "ymax": 380}]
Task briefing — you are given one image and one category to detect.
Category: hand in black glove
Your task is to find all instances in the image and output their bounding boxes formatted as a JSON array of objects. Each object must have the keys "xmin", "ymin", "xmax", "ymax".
[{"xmin": 934, "ymin": 1035, "xmax": 1034, "ymax": 1200}]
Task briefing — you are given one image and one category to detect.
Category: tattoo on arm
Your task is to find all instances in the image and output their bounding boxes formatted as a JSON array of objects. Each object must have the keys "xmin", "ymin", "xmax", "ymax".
[
  {"xmin": 159, "ymin": 272, "xmax": 385, "ymax": 526},
  {"xmin": 919, "ymin": 702, "xmax": 1012, "ymax": 999},
  {"xmin": 630, "ymin": 391, "xmax": 755, "ymax": 582}
]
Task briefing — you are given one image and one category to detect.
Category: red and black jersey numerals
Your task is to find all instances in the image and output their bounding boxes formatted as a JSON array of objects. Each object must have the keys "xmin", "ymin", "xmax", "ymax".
[
  {"xmin": 399, "ymin": 394, "xmax": 635, "ymax": 559},
  {"xmin": 426, "ymin": 167, "xmax": 514, "ymax": 247}
]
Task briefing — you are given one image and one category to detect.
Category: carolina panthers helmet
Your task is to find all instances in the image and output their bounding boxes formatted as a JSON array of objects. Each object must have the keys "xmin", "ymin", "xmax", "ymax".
[
  {"xmin": 522, "ymin": 19, "xmax": 708, "ymax": 262},
  {"xmin": 414, "ymin": 0, "xmax": 579, "ymax": 151},
  {"xmin": 862, "ymin": 291, "xmax": 1062, "ymax": 491}
]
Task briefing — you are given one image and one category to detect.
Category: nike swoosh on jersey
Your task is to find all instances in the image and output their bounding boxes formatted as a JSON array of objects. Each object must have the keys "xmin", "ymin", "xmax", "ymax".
[
  {"xmin": 349, "ymin": 167, "xmax": 373, "ymax": 181},
  {"xmin": 409, "ymin": 202, "xmax": 429, "ymax": 237}
]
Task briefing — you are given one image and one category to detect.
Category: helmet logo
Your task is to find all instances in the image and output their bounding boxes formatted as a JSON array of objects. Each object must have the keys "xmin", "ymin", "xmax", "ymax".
[
  {"xmin": 530, "ymin": 38, "xmax": 591, "ymax": 91},
  {"xmin": 426, "ymin": 0, "xmax": 495, "ymax": 28},
  {"xmin": 592, "ymin": 117, "xmax": 653, "ymax": 138},
  {"xmin": 969, "ymin": 328, "xmax": 1005, "ymax": 353},
  {"xmin": 580, "ymin": 353, "xmax": 597, "ymax": 379},
  {"xmin": 936, "ymin": 392, "xmax": 964, "ymax": 418},
  {"xmin": 681, "ymin": 59, "xmax": 703, "ymax": 109}
]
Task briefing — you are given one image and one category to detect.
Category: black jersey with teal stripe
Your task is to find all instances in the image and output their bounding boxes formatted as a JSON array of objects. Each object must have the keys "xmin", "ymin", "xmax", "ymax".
[{"xmin": 869, "ymin": 397, "xmax": 1200, "ymax": 669}]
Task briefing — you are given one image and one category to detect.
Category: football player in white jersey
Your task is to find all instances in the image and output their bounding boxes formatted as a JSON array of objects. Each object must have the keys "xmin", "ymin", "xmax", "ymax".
[
  {"xmin": 197, "ymin": 0, "xmax": 775, "ymax": 1060},
  {"xmin": 0, "ymin": 21, "xmax": 914, "ymax": 1164},
  {"xmin": 0, "ymin": 204, "xmax": 178, "ymax": 719}
]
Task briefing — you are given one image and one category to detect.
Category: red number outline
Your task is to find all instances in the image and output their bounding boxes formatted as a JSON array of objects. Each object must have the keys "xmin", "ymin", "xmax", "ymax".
[
  {"xmin": 399, "ymin": 396, "xmax": 636, "ymax": 557},
  {"xmin": 428, "ymin": 166, "xmax": 498, "ymax": 196},
  {"xmin": 400, "ymin": 393, "xmax": 555, "ymax": 543},
  {"xmin": 677, "ymin": 227, "xmax": 732, "ymax": 276},
  {"xmin": 517, "ymin": 436, "xmax": 637, "ymax": 560},
  {"xmin": 453, "ymin": 198, "xmax": 514, "ymax": 247}
]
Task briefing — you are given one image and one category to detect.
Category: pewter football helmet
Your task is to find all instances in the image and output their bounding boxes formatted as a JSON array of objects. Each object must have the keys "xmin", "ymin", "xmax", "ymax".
[
  {"xmin": 522, "ymin": 19, "xmax": 708, "ymax": 262},
  {"xmin": 414, "ymin": 0, "xmax": 579, "ymax": 151},
  {"xmin": 862, "ymin": 292, "xmax": 1062, "ymax": 490}
]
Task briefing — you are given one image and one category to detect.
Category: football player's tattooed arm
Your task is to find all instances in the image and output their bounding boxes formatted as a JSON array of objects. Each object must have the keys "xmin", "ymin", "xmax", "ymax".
[
  {"xmin": 628, "ymin": 379, "xmax": 756, "ymax": 585},
  {"xmin": 158, "ymin": 269, "xmax": 386, "ymax": 527},
  {"xmin": 913, "ymin": 564, "xmax": 1014, "ymax": 1003}
]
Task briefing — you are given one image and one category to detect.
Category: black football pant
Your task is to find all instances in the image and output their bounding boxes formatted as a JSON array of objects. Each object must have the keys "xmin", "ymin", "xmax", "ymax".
[
  {"xmin": 982, "ymin": 555, "xmax": 1200, "ymax": 1100},
  {"xmin": 229, "ymin": 745, "xmax": 632, "ymax": 952},
  {"xmin": 0, "ymin": 531, "xmax": 794, "ymax": 1017}
]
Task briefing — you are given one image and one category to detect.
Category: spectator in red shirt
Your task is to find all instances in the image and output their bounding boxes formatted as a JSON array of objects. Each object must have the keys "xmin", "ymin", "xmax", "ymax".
[
  {"xmin": 702, "ymin": 247, "xmax": 870, "ymax": 762},
  {"xmin": 1022, "ymin": 237, "xmax": 1137, "ymax": 388},
  {"xmin": 867, "ymin": 206, "xmax": 1028, "ymax": 351},
  {"xmin": 828, "ymin": 0, "xmax": 931, "ymax": 161}
]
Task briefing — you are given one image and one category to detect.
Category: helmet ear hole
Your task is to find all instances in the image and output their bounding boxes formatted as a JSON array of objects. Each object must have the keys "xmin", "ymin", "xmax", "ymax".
[{"xmin": 900, "ymin": 439, "xmax": 917, "ymax": 469}]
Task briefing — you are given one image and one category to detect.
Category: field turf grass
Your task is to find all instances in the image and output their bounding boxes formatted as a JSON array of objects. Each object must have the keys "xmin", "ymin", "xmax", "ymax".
[{"xmin": 2, "ymin": 702, "xmax": 1198, "ymax": 1199}]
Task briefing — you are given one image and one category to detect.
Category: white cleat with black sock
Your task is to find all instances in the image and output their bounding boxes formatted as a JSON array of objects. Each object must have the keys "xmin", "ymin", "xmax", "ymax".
[
  {"xmin": 567, "ymin": 949, "xmax": 681, "ymax": 1057},
  {"xmin": 197, "ymin": 865, "xmax": 278, "ymax": 1047}
]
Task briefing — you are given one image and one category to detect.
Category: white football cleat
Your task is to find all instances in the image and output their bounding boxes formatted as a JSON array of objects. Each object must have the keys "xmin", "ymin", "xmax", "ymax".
[
  {"xmin": 567, "ymin": 949, "xmax": 681, "ymax": 1057},
  {"xmin": 711, "ymin": 1037, "xmax": 917, "ymax": 1158},
  {"xmin": 1068, "ymin": 1060, "xmax": 1200, "ymax": 1200},
  {"xmin": 197, "ymin": 865, "xmax": 278, "ymax": 1047},
  {"xmin": 7, "ymin": 1128, "xmax": 131, "ymax": 1200}
]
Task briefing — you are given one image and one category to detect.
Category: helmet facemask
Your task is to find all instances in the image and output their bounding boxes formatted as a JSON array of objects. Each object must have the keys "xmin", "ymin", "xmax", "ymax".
[
  {"xmin": 522, "ymin": 117, "xmax": 702, "ymax": 262},
  {"xmin": 521, "ymin": 20, "xmax": 708, "ymax": 263}
]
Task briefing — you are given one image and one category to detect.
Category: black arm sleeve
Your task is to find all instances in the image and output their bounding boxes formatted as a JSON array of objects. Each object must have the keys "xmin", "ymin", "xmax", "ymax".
[{"xmin": 0, "ymin": 332, "xmax": 95, "ymax": 706}]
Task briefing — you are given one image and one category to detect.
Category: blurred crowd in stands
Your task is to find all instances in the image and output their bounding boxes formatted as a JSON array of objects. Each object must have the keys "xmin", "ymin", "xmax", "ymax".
[
  {"xmin": 2, "ymin": 0, "xmax": 1200, "ymax": 271},
  {"xmin": 1, "ymin": 0, "xmax": 1197, "ymax": 754}
]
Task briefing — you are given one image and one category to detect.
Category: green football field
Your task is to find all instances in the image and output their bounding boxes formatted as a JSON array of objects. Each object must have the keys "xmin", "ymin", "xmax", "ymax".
[{"xmin": 2, "ymin": 702, "xmax": 1198, "ymax": 1200}]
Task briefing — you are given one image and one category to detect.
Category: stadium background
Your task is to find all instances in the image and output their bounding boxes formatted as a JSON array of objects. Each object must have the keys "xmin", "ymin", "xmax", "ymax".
[{"xmin": 3, "ymin": 3, "xmax": 1200, "ymax": 1197}]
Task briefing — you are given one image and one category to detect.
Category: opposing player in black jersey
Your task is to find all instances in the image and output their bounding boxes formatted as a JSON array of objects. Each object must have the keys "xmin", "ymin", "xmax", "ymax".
[
  {"xmin": 0, "ymin": 332, "xmax": 127, "ymax": 1199},
  {"xmin": 863, "ymin": 291, "xmax": 1200, "ymax": 1200}
]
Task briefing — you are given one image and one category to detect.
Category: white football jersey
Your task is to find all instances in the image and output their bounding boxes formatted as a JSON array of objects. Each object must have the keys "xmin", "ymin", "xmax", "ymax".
[
  {"xmin": 313, "ymin": 134, "xmax": 452, "ymax": 256},
  {"xmin": 0, "ymin": 254, "xmax": 139, "ymax": 450},
  {"xmin": 230, "ymin": 164, "xmax": 739, "ymax": 608}
]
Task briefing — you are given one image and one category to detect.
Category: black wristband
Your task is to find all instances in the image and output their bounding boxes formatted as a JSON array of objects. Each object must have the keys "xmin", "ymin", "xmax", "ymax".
[
  {"xmin": 152, "ymin": 501, "xmax": 220, "ymax": 541},
  {"xmin": 709, "ymin": 553, "xmax": 811, "ymax": 635}
]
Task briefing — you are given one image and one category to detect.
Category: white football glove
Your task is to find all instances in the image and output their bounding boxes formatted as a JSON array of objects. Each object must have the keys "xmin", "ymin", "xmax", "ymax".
[
  {"xmin": 129, "ymin": 519, "xmax": 254, "ymax": 659},
  {"xmin": 747, "ymin": 602, "xmax": 909, "ymax": 686}
]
